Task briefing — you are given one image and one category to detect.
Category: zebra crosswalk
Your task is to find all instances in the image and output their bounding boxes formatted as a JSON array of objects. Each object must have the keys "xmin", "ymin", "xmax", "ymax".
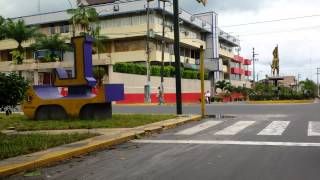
[
  {"xmin": 257, "ymin": 121, "xmax": 290, "ymax": 136},
  {"xmin": 215, "ymin": 121, "xmax": 255, "ymax": 135},
  {"xmin": 175, "ymin": 120, "xmax": 320, "ymax": 137}
]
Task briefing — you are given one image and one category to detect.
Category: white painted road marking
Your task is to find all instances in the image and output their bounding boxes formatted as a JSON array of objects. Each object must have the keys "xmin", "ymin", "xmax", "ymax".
[
  {"xmin": 132, "ymin": 140, "xmax": 320, "ymax": 147},
  {"xmin": 258, "ymin": 121, "xmax": 290, "ymax": 136},
  {"xmin": 175, "ymin": 121, "xmax": 223, "ymax": 135},
  {"xmin": 215, "ymin": 121, "xmax": 256, "ymax": 135},
  {"xmin": 308, "ymin": 121, "xmax": 320, "ymax": 136}
]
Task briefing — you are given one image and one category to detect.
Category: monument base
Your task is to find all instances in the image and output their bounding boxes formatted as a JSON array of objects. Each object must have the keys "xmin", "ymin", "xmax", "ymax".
[{"xmin": 267, "ymin": 76, "xmax": 284, "ymax": 86}]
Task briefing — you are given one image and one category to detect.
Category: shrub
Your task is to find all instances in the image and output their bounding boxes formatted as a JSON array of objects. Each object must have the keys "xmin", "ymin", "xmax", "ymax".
[
  {"xmin": 126, "ymin": 63, "xmax": 135, "ymax": 74},
  {"xmin": 151, "ymin": 66, "xmax": 161, "ymax": 76},
  {"xmin": 0, "ymin": 73, "xmax": 30, "ymax": 115},
  {"xmin": 114, "ymin": 63, "xmax": 127, "ymax": 73}
]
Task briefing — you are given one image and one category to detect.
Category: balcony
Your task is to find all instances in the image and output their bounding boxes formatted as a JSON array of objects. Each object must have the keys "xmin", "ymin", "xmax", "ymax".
[
  {"xmin": 231, "ymin": 67, "xmax": 244, "ymax": 75},
  {"xmin": 0, "ymin": 53, "xmax": 112, "ymax": 72},
  {"xmin": 243, "ymin": 59, "xmax": 252, "ymax": 65},
  {"xmin": 244, "ymin": 70, "xmax": 252, "ymax": 76},
  {"xmin": 219, "ymin": 47, "xmax": 234, "ymax": 59},
  {"xmin": 232, "ymin": 55, "xmax": 244, "ymax": 64}
]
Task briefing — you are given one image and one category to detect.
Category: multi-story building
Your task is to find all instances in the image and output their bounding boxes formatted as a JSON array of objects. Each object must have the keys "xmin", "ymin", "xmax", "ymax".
[{"xmin": 0, "ymin": 0, "xmax": 252, "ymax": 103}]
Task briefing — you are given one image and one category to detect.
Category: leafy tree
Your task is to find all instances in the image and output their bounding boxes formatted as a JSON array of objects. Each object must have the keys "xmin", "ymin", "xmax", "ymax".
[
  {"xmin": 30, "ymin": 34, "xmax": 71, "ymax": 62},
  {"xmin": 4, "ymin": 19, "xmax": 40, "ymax": 64},
  {"xmin": 0, "ymin": 73, "xmax": 30, "ymax": 115},
  {"xmin": 90, "ymin": 25, "xmax": 108, "ymax": 60},
  {"xmin": 93, "ymin": 66, "xmax": 107, "ymax": 86},
  {"xmin": 215, "ymin": 80, "xmax": 231, "ymax": 93},
  {"xmin": 67, "ymin": 5, "xmax": 99, "ymax": 34},
  {"xmin": 0, "ymin": 16, "xmax": 6, "ymax": 40},
  {"xmin": 299, "ymin": 79, "xmax": 317, "ymax": 98}
]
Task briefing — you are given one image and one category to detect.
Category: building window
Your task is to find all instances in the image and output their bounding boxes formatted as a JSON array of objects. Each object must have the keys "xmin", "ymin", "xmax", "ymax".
[
  {"xmin": 48, "ymin": 26, "xmax": 55, "ymax": 34},
  {"xmin": 60, "ymin": 25, "xmax": 69, "ymax": 34}
]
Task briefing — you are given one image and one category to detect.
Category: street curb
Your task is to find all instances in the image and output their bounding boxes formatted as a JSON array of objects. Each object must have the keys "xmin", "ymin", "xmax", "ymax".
[
  {"xmin": 0, "ymin": 115, "xmax": 202, "ymax": 177},
  {"xmin": 247, "ymin": 100, "xmax": 314, "ymax": 104}
]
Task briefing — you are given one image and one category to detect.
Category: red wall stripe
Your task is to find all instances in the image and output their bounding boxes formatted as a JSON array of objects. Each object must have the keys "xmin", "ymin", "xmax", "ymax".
[{"xmin": 117, "ymin": 93, "xmax": 202, "ymax": 104}]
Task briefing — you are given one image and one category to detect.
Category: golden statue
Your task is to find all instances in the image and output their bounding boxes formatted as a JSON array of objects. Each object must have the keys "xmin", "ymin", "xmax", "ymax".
[{"xmin": 271, "ymin": 45, "xmax": 279, "ymax": 76}]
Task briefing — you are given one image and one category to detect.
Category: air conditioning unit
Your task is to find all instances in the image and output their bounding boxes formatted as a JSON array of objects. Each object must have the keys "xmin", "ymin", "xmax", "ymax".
[
  {"xmin": 113, "ymin": 5, "xmax": 119, "ymax": 11},
  {"xmin": 190, "ymin": 16, "xmax": 196, "ymax": 22},
  {"xmin": 184, "ymin": 31, "xmax": 190, "ymax": 36},
  {"xmin": 202, "ymin": 22, "xmax": 206, "ymax": 27}
]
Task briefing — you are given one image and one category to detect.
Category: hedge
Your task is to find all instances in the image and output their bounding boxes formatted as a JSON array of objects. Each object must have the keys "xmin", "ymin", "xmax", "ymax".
[{"xmin": 113, "ymin": 63, "xmax": 208, "ymax": 80}]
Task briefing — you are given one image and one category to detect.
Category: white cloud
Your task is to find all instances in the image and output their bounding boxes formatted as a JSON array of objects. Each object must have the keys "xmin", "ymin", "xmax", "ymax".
[{"xmin": 183, "ymin": 0, "xmax": 320, "ymax": 81}]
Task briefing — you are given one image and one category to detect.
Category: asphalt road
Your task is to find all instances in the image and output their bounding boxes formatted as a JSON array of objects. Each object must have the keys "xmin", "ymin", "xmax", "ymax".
[{"xmin": 8, "ymin": 103, "xmax": 320, "ymax": 180}]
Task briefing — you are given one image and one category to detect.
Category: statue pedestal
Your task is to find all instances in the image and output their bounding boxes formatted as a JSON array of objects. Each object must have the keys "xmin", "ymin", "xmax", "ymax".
[{"xmin": 268, "ymin": 76, "xmax": 284, "ymax": 86}]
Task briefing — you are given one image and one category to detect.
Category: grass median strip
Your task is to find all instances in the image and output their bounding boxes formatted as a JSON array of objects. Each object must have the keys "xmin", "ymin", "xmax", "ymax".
[
  {"xmin": 0, "ymin": 114, "xmax": 176, "ymax": 131},
  {"xmin": 0, "ymin": 133, "xmax": 98, "ymax": 160}
]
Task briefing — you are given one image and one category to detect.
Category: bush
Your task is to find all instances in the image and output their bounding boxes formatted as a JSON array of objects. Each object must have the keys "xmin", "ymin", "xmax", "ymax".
[
  {"xmin": 114, "ymin": 63, "xmax": 127, "ymax": 73},
  {"xmin": 151, "ymin": 66, "xmax": 161, "ymax": 76},
  {"xmin": 113, "ymin": 63, "xmax": 209, "ymax": 80},
  {"xmin": 135, "ymin": 64, "xmax": 147, "ymax": 75},
  {"xmin": 126, "ymin": 63, "xmax": 136, "ymax": 74},
  {"xmin": 0, "ymin": 73, "xmax": 30, "ymax": 115}
]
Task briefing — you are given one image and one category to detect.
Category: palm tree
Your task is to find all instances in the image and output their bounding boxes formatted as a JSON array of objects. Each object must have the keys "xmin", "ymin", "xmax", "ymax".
[
  {"xmin": 5, "ymin": 19, "xmax": 40, "ymax": 64},
  {"xmin": 30, "ymin": 34, "xmax": 72, "ymax": 62},
  {"xmin": 67, "ymin": 5, "xmax": 99, "ymax": 35},
  {"xmin": 0, "ymin": 16, "xmax": 6, "ymax": 40}
]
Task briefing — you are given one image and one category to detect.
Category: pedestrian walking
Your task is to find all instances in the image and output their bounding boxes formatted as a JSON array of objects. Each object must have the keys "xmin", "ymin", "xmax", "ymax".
[
  {"xmin": 205, "ymin": 90, "xmax": 211, "ymax": 104},
  {"xmin": 157, "ymin": 86, "xmax": 164, "ymax": 105}
]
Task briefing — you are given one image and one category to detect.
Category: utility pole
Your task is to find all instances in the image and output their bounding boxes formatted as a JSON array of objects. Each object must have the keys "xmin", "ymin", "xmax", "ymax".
[
  {"xmin": 200, "ymin": 46, "xmax": 205, "ymax": 117},
  {"xmin": 160, "ymin": 0, "xmax": 169, "ymax": 104},
  {"xmin": 297, "ymin": 73, "xmax": 301, "ymax": 92},
  {"xmin": 172, "ymin": 0, "xmax": 206, "ymax": 114},
  {"xmin": 317, "ymin": 68, "xmax": 320, "ymax": 97},
  {"xmin": 145, "ymin": 0, "xmax": 152, "ymax": 103},
  {"xmin": 252, "ymin": 48, "xmax": 258, "ymax": 82},
  {"xmin": 173, "ymin": 0, "xmax": 182, "ymax": 114}
]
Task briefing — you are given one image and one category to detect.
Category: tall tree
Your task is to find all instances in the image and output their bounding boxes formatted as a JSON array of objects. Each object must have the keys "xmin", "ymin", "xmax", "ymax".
[
  {"xmin": 30, "ymin": 34, "xmax": 71, "ymax": 62},
  {"xmin": 4, "ymin": 19, "xmax": 40, "ymax": 64},
  {"xmin": 67, "ymin": 5, "xmax": 99, "ymax": 34},
  {"xmin": 0, "ymin": 16, "xmax": 6, "ymax": 40}
]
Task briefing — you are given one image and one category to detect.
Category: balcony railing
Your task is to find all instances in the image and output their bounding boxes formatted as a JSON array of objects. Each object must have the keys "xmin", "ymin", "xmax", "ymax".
[
  {"xmin": 243, "ymin": 59, "xmax": 252, "ymax": 65},
  {"xmin": 231, "ymin": 67, "xmax": 244, "ymax": 75},
  {"xmin": 244, "ymin": 70, "xmax": 252, "ymax": 76}
]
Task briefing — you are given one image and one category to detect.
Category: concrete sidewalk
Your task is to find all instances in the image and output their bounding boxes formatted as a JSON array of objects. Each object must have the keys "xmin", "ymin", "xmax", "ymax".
[{"xmin": 0, "ymin": 115, "xmax": 201, "ymax": 177}]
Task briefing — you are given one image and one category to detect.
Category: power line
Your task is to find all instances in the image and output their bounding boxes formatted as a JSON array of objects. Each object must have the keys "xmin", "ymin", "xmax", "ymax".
[
  {"xmin": 221, "ymin": 14, "xmax": 320, "ymax": 28},
  {"xmin": 236, "ymin": 25, "xmax": 320, "ymax": 37}
]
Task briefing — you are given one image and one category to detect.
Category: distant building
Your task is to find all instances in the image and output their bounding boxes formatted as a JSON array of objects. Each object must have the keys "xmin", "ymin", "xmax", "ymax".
[{"xmin": 260, "ymin": 76, "xmax": 298, "ymax": 88}]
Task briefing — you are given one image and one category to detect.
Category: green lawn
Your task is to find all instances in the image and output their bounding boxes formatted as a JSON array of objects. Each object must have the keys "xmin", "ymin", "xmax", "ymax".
[
  {"xmin": 0, "ymin": 114, "xmax": 176, "ymax": 131},
  {"xmin": 0, "ymin": 133, "xmax": 97, "ymax": 160}
]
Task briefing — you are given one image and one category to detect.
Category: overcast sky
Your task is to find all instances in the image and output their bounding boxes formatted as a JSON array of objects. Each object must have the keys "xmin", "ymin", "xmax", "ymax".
[{"xmin": 1, "ymin": 0, "xmax": 320, "ymax": 81}]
